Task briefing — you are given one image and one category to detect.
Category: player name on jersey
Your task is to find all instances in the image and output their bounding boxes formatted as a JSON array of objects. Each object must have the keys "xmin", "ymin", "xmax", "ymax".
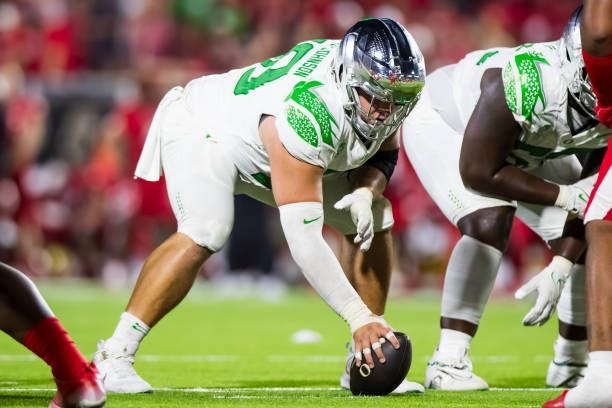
[{"xmin": 295, "ymin": 46, "xmax": 334, "ymax": 78}]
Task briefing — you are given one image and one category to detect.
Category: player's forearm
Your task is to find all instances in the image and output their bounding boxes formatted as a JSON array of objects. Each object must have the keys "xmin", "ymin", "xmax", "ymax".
[
  {"xmin": 348, "ymin": 166, "xmax": 388, "ymax": 198},
  {"xmin": 549, "ymin": 217, "xmax": 587, "ymax": 263},
  {"xmin": 582, "ymin": 0, "xmax": 612, "ymax": 56},
  {"xmin": 278, "ymin": 202, "xmax": 374, "ymax": 332}
]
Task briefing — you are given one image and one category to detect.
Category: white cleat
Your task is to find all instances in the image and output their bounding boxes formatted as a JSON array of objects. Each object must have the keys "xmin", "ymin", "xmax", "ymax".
[
  {"xmin": 340, "ymin": 371, "xmax": 425, "ymax": 394},
  {"xmin": 546, "ymin": 359, "xmax": 587, "ymax": 388},
  {"xmin": 563, "ymin": 367, "xmax": 612, "ymax": 408},
  {"xmin": 340, "ymin": 344, "xmax": 424, "ymax": 394},
  {"xmin": 93, "ymin": 340, "xmax": 152, "ymax": 394},
  {"xmin": 425, "ymin": 346, "xmax": 489, "ymax": 391}
]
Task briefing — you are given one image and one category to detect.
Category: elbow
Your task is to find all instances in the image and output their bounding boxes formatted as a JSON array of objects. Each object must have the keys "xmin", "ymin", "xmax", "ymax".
[
  {"xmin": 584, "ymin": 36, "xmax": 612, "ymax": 56},
  {"xmin": 459, "ymin": 162, "xmax": 479, "ymax": 189},
  {"xmin": 583, "ymin": 29, "xmax": 612, "ymax": 56},
  {"xmin": 459, "ymin": 163, "xmax": 492, "ymax": 193}
]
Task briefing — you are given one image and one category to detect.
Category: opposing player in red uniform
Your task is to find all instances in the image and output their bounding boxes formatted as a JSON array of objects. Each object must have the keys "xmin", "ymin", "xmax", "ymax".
[
  {"xmin": 544, "ymin": 1, "xmax": 612, "ymax": 407},
  {"xmin": 0, "ymin": 262, "xmax": 105, "ymax": 408}
]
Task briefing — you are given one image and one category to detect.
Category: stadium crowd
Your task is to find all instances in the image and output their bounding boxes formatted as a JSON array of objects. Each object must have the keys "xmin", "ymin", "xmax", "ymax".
[{"xmin": 0, "ymin": 0, "xmax": 583, "ymax": 292}]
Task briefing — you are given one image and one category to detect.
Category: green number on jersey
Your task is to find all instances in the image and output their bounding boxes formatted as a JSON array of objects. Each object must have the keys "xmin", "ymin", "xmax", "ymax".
[{"xmin": 233, "ymin": 42, "xmax": 314, "ymax": 95}]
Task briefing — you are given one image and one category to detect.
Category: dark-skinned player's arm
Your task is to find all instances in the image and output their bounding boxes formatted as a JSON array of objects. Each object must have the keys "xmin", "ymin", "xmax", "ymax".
[
  {"xmin": 459, "ymin": 68, "xmax": 559, "ymax": 204},
  {"xmin": 460, "ymin": 68, "xmax": 592, "ymax": 218},
  {"xmin": 457, "ymin": 68, "xmax": 590, "ymax": 325}
]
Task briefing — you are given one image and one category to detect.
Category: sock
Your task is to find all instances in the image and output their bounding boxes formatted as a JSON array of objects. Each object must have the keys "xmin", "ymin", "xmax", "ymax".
[
  {"xmin": 105, "ymin": 312, "xmax": 150, "ymax": 353},
  {"xmin": 553, "ymin": 335, "xmax": 588, "ymax": 363},
  {"xmin": 588, "ymin": 351, "xmax": 612, "ymax": 372},
  {"xmin": 22, "ymin": 317, "xmax": 90, "ymax": 394},
  {"xmin": 439, "ymin": 329, "xmax": 472, "ymax": 348},
  {"xmin": 436, "ymin": 328, "xmax": 472, "ymax": 360}
]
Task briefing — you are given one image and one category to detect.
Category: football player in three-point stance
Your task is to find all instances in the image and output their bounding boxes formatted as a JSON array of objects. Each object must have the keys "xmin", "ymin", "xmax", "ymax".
[
  {"xmin": 93, "ymin": 18, "xmax": 426, "ymax": 394},
  {"xmin": 401, "ymin": 6, "xmax": 610, "ymax": 391},
  {"xmin": 544, "ymin": 0, "xmax": 612, "ymax": 407},
  {"xmin": 0, "ymin": 262, "xmax": 105, "ymax": 407}
]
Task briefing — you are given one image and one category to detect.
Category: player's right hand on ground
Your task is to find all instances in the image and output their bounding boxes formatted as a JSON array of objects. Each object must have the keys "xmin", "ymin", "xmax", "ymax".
[
  {"xmin": 514, "ymin": 255, "xmax": 573, "ymax": 326},
  {"xmin": 554, "ymin": 174, "xmax": 598, "ymax": 218},
  {"xmin": 352, "ymin": 317, "xmax": 400, "ymax": 368}
]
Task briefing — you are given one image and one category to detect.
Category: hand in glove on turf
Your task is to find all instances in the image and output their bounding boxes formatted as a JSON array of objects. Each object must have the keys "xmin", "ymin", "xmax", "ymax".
[
  {"xmin": 514, "ymin": 256, "xmax": 573, "ymax": 326},
  {"xmin": 334, "ymin": 187, "xmax": 374, "ymax": 252},
  {"xmin": 554, "ymin": 174, "xmax": 598, "ymax": 218}
]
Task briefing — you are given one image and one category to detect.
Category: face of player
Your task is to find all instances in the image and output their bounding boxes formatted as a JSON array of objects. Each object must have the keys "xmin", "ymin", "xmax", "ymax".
[{"xmin": 355, "ymin": 87, "xmax": 397, "ymax": 125}]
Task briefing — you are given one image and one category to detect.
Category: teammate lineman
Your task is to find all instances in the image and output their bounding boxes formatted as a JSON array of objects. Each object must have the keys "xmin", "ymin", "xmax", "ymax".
[
  {"xmin": 401, "ymin": 7, "xmax": 610, "ymax": 390},
  {"xmin": 92, "ymin": 18, "xmax": 426, "ymax": 393}
]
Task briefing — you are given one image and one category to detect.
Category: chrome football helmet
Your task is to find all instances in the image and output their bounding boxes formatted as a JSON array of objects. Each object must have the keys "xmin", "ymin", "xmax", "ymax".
[
  {"xmin": 334, "ymin": 18, "xmax": 426, "ymax": 142},
  {"xmin": 560, "ymin": 6, "xmax": 597, "ymax": 122}
]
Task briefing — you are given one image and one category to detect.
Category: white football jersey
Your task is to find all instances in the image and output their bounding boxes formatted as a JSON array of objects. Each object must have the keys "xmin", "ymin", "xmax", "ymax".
[
  {"xmin": 180, "ymin": 39, "xmax": 389, "ymax": 190},
  {"xmin": 443, "ymin": 41, "xmax": 611, "ymax": 169}
]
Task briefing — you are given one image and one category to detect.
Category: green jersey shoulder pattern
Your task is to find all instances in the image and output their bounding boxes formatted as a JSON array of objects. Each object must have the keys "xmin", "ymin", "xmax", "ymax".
[
  {"xmin": 502, "ymin": 45, "xmax": 550, "ymax": 121},
  {"xmin": 500, "ymin": 42, "xmax": 611, "ymax": 168}
]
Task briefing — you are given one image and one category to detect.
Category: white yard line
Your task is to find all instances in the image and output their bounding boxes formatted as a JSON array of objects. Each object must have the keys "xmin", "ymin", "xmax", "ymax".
[
  {"xmin": 0, "ymin": 386, "xmax": 562, "ymax": 393},
  {"xmin": 0, "ymin": 354, "xmax": 553, "ymax": 363}
]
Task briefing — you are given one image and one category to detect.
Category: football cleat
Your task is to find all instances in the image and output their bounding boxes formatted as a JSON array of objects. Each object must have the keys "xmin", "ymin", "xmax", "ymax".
[
  {"xmin": 93, "ymin": 340, "xmax": 152, "ymax": 394},
  {"xmin": 425, "ymin": 345, "xmax": 489, "ymax": 391},
  {"xmin": 340, "ymin": 372, "xmax": 424, "ymax": 394},
  {"xmin": 49, "ymin": 363, "xmax": 106, "ymax": 408},
  {"xmin": 543, "ymin": 390, "xmax": 569, "ymax": 408},
  {"xmin": 546, "ymin": 359, "xmax": 587, "ymax": 388}
]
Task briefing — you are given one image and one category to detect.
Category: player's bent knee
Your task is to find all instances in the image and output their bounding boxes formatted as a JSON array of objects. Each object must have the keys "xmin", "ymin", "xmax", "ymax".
[
  {"xmin": 178, "ymin": 220, "xmax": 232, "ymax": 253},
  {"xmin": 457, "ymin": 207, "xmax": 514, "ymax": 251}
]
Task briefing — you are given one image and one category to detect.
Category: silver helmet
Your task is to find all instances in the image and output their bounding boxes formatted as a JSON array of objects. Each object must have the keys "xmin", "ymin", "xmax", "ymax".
[
  {"xmin": 560, "ymin": 6, "xmax": 597, "ymax": 121},
  {"xmin": 334, "ymin": 18, "xmax": 426, "ymax": 141}
]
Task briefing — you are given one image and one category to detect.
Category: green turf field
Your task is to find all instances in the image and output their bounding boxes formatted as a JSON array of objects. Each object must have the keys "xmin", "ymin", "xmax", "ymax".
[{"xmin": 0, "ymin": 281, "xmax": 563, "ymax": 407}]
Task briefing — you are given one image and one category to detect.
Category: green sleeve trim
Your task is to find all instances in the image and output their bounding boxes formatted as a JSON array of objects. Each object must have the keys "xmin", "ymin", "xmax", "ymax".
[{"xmin": 251, "ymin": 172, "xmax": 272, "ymax": 189}]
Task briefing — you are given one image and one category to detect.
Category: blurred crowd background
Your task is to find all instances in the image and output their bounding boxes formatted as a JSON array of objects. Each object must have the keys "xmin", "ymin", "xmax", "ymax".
[{"xmin": 0, "ymin": 0, "xmax": 581, "ymax": 296}]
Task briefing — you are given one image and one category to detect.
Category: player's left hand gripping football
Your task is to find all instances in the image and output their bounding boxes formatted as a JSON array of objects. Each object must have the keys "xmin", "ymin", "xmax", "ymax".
[
  {"xmin": 514, "ymin": 256, "xmax": 573, "ymax": 326},
  {"xmin": 352, "ymin": 316, "xmax": 400, "ymax": 368},
  {"xmin": 334, "ymin": 187, "xmax": 374, "ymax": 252}
]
